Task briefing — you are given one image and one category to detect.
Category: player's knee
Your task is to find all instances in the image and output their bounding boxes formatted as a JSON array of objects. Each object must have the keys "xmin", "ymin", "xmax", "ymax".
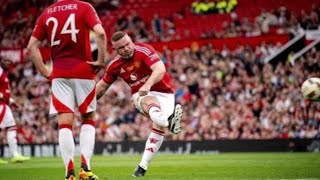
[
  {"xmin": 153, "ymin": 120, "xmax": 168, "ymax": 128},
  {"xmin": 149, "ymin": 109, "xmax": 169, "ymax": 127},
  {"xmin": 140, "ymin": 96, "xmax": 158, "ymax": 112},
  {"xmin": 58, "ymin": 113, "xmax": 74, "ymax": 125},
  {"xmin": 152, "ymin": 123, "xmax": 166, "ymax": 131},
  {"xmin": 81, "ymin": 111, "xmax": 95, "ymax": 120}
]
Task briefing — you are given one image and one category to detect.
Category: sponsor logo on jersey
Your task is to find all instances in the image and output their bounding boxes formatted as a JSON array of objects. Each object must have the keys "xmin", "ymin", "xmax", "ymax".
[
  {"xmin": 126, "ymin": 65, "xmax": 134, "ymax": 71},
  {"xmin": 130, "ymin": 73, "xmax": 138, "ymax": 81},
  {"xmin": 129, "ymin": 75, "xmax": 150, "ymax": 87}
]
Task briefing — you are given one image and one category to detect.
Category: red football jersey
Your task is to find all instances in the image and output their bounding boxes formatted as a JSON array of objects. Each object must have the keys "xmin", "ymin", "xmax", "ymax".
[
  {"xmin": 103, "ymin": 42, "xmax": 175, "ymax": 94},
  {"xmin": 0, "ymin": 67, "xmax": 10, "ymax": 105},
  {"xmin": 31, "ymin": 0, "xmax": 102, "ymax": 79}
]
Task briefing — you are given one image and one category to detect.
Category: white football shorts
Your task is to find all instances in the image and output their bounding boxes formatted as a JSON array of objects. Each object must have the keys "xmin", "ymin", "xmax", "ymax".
[
  {"xmin": 132, "ymin": 91, "xmax": 175, "ymax": 116},
  {"xmin": 50, "ymin": 78, "xmax": 96, "ymax": 115},
  {"xmin": 0, "ymin": 104, "xmax": 16, "ymax": 128}
]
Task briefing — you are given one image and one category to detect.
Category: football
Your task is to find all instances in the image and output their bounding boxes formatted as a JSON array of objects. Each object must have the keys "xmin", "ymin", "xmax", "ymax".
[{"xmin": 301, "ymin": 77, "xmax": 320, "ymax": 100}]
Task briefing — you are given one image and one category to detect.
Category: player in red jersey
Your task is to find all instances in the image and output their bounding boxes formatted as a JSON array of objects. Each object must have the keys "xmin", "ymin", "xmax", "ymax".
[
  {"xmin": 27, "ymin": 0, "xmax": 106, "ymax": 179},
  {"xmin": 96, "ymin": 31, "xmax": 183, "ymax": 177},
  {"xmin": 0, "ymin": 58, "xmax": 30, "ymax": 164}
]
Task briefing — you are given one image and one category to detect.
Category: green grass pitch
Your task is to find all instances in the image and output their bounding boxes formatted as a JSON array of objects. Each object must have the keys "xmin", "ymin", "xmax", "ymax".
[{"xmin": 0, "ymin": 153, "xmax": 319, "ymax": 180}]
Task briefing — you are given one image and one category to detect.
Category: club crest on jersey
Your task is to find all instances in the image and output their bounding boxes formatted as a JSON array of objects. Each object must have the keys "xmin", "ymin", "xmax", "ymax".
[
  {"xmin": 134, "ymin": 61, "xmax": 141, "ymax": 68},
  {"xmin": 130, "ymin": 73, "xmax": 138, "ymax": 81},
  {"xmin": 126, "ymin": 65, "xmax": 134, "ymax": 71}
]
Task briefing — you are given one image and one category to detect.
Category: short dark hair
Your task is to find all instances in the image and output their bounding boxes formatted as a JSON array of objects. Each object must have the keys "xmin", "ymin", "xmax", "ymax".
[{"xmin": 111, "ymin": 31, "xmax": 127, "ymax": 42}]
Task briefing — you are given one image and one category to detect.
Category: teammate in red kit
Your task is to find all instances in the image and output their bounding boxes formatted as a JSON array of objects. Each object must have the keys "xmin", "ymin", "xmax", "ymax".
[
  {"xmin": 0, "ymin": 58, "xmax": 30, "ymax": 164},
  {"xmin": 27, "ymin": 0, "xmax": 106, "ymax": 179},
  {"xmin": 96, "ymin": 31, "xmax": 183, "ymax": 177}
]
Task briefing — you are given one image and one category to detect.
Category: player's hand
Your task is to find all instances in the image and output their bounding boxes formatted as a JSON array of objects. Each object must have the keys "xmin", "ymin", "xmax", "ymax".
[
  {"xmin": 139, "ymin": 84, "xmax": 151, "ymax": 96},
  {"xmin": 87, "ymin": 60, "xmax": 105, "ymax": 68},
  {"xmin": 46, "ymin": 74, "xmax": 52, "ymax": 80},
  {"xmin": 42, "ymin": 70, "xmax": 51, "ymax": 80}
]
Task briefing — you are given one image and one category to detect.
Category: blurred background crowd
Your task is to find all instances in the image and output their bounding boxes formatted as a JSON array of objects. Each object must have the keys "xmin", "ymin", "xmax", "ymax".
[
  {"xmin": 0, "ymin": 0, "xmax": 320, "ymax": 144},
  {"xmin": 1, "ymin": 0, "xmax": 320, "ymax": 48}
]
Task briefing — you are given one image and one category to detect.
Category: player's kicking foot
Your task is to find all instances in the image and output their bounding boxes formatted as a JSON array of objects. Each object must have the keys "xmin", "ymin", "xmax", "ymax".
[
  {"xmin": 0, "ymin": 158, "xmax": 8, "ymax": 164},
  {"xmin": 79, "ymin": 168, "xmax": 99, "ymax": 180},
  {"xmin": 168, "ymin": 104, "xmax": 183, "ymax": 134},
  {"xmin": 11, "ymin": 154, "xmax": 30, "ymax": 163},
  {"xmin": 132, "ymin": 165, "xmax": 146, "ymax": 177}
]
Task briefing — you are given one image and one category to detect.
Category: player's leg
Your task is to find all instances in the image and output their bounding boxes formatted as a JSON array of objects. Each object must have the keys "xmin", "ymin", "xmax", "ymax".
[
  {"xmin": 132, "ymin": 93, "xmax": 169, "ymax": 127},
  {"xmin": 133, "ymin": 92, "xmax": 177, "ymax": 177},
  {"xmin": 153, "ymin": 92, "xmax": 183, "ymax": 134},
  {"xmin": 7, "ymin": 126, "xmax": 30, "ymax": 162},
  {"xmin": 133, "ymin": 92, "xmax": 183, "ymax": 133},
  {"xmin": 0, "ymin": 128, "xmax": 7, "ymax": 164},
  {"xmin": 0, "ymin": 104, "xmax": 30, "ymax": 162},
  {"xmin": 73, "ymin": 79, "xmax": 99, "ymax": 180},
  {"xmin": 78, "ymin": 111, "xmax": 99, "ymax": 180},
  {"xmin": 133, "ymin": 123, "xmax": 165, "ymax": 177},
  {"xmin": 50, "ymin": 78, "xmax": 76, "ymax": 179},
  {"xmin": 6, "ymin": 126, "xmax": 18, "ymax": 157},
  {"xmin": 58, "ymin": 113, "xmax": 75, "ymax": 179}
]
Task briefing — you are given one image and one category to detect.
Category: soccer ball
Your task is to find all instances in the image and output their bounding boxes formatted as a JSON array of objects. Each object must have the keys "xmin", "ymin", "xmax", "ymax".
[{"xmin": 301, "ymin": 77, "xmax": 320, "ymax": 101}]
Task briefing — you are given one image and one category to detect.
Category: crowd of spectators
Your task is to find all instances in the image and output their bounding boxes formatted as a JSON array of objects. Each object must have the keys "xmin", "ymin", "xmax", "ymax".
[
  {"xmin": 108, "ymin": 3, "xmax": 320, "ymax": 41},
  {"xmin": 0, "ymin": 0, "xmax": 54, "ymax": 48},
  {"xmin": 1, "ymin": 41, "xmax": 319, "ymax": 144},
  {"xmin": 202, "ymin": 4, "xmax": 320, "ymax": 39},
  {"xmin": 1, "ymin": 0, "xmax": 320, "ymax": 48}
]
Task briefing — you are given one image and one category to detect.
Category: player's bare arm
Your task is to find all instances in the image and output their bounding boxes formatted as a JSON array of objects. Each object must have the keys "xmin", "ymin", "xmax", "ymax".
[
  {"xmin": 96, "ymin": 80, "xmax": 111, "ymax": 100},
  {"xmin": 27, "ymin": 37, "xmax": 51, "ymax": 79},
  {"xmin": 87, "ymin": 24, "xmax": 107, "ymax": 67},
  {"xmin": 139, "ymin": 61, "xmax": 166, "ymax": 96}
]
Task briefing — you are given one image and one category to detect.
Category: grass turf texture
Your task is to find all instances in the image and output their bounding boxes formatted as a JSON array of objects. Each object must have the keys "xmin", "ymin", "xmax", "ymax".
[{"xmin": 0, "ymin": 153, "xmax": 319, "ymax": 180}]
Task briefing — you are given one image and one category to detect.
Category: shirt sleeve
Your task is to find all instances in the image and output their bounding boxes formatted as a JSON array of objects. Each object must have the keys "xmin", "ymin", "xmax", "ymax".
[
  {"xmin": 142, "ymin": 44, "xmax": 161, "ymax": 67},
  {"xmin": 85, "ymin": 3, "xmax": 102, "ymax": 29},
  {"xmin": 102, "ymin": 65, "xmax": 117, "ymax": 84},
  {"xmin": 31, "ymin": 15, "xmax": 46, "ymax": 41}
]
